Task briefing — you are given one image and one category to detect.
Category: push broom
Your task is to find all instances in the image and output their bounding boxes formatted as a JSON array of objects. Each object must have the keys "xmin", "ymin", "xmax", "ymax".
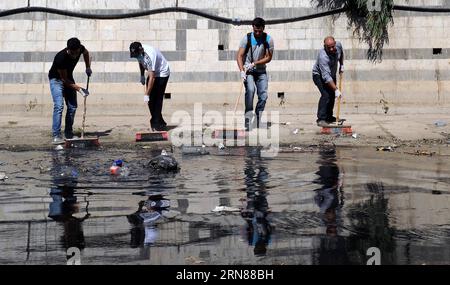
[
  {"xmin": 213, "ymin": 79, "xmax": 246, "ymax": 140},
  {"xmin": 65, "ymin": 74, "xmax": 100, "ymax": 148},
  {"xmin": 320, "ymin": 73, "xmax": 353, "ymax": 135}
]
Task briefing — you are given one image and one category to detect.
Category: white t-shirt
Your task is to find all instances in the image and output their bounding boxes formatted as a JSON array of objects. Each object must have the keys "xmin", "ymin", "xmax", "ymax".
[{"xmin": 138, "ymin": 44, "xmax": 170, "ymax": 77}]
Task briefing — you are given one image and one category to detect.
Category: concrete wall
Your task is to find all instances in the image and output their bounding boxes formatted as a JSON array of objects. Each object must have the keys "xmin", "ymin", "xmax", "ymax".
[{"xmin": 1, "ymin": 0, "xmax": 450, "ymax": 115}]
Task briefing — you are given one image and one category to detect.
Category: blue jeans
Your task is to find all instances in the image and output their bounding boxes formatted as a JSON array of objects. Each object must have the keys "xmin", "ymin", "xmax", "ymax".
[
  {"xmin": 244, "ymin": 71, "xmax": 268, "ymax": 128},
  {"xmin": 49, "ymin": 78, "xmax": 77, "ymax": 138}
]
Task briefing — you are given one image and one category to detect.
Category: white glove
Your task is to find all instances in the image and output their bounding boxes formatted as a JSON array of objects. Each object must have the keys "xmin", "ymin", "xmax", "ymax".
[
  {"xmin": 339, "ymin": 65, "xmax": 344, "ymax": 73},
  {"xmin": 140, "ymin": 75, "xmax": 146, "ymax": 85},
  {"xmin": 240, "ymin": 71, "xmax": 247, "ymax": 81},
  {"xmin": 144, "ymin": 95, "xmax": 150, "ymax": 102},
  {"xmin": 78, "ymin": 88, "xmax": 89, "ymax": 97},
  {"xmin": 244, "ymin": 62, "xmax": 255, "ymax": 71},
  {"xmin": 335, "ymin": 89, "xmax": 342, "ymax": 99}
]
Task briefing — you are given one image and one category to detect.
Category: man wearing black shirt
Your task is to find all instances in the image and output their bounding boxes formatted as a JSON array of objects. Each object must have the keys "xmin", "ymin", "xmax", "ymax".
[{"xmin": 48, "ymin": 38, "xmax": 91, "ymax": 144}]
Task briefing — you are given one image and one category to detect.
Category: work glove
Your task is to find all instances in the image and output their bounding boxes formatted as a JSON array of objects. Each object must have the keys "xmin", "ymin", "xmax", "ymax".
[
  {"xmin": 85, "ymin": 67, "xmax": 92, "ymax": 77},
  {"xmin": 240, "ymin": 71, "xmax": 247, "ymax": 81},
  {"xmin": 244, "ymin": 62, "xmax": 255, "ymax": 71},
  {"xmin": 335, "ymin": 89, "xmax": 342, "ymax": 99},
  {"xmin": 78, "ymin": 88, "xmax": 89, "ymax": 97},
  {"xmin": 140, "ymin": 75, "xmax": 146, "ymax": 85},
  {"xmin": 144, "ymin": 95, "xmax": 150, "ymax": 102},
  {"xmin": 339, "ymin": 65, "xmax": 344, "ymax": 74}
]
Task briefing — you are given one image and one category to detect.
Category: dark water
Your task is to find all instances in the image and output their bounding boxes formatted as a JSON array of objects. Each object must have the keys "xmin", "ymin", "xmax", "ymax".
[{"xmin": 0, "ymin": 146, "xmax": 449, "ymax": 265}]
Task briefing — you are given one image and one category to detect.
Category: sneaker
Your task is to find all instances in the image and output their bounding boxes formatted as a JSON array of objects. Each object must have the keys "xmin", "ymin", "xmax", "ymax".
[
  {"xmin": 327, "ymin": 116, "xmax": 337, "ymax": 123},
  {"xmin": 52, "ymin": 137, "xmax": 64, "ymax": 145},
  {"xmin": 316, "ymin": 120, "xmax": 328, "ymax": 127},
  {"xmin": 65, "ymin": 135, "xmax": 79, "ymax": 140}
]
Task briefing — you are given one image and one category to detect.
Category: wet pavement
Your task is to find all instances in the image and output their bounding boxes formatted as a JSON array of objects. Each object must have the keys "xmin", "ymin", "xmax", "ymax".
[{"xmin": 0, "ymin": 146, "xmax": 449, "ymax": 265}]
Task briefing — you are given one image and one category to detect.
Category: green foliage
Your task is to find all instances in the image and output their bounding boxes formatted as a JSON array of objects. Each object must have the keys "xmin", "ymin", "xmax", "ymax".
[{"xmin": 313, "ymin": 0, "xmax": 396, "ymax": 62}]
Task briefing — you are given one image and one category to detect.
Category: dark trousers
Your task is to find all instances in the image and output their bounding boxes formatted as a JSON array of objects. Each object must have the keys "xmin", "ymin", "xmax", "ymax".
[
  {"xmin": 146, "ymin": 76, "xmax": 169, "ymax": 129},
  {"xmin": 313, "ymin": 74, "xmax": 336, "ymax": 122}
]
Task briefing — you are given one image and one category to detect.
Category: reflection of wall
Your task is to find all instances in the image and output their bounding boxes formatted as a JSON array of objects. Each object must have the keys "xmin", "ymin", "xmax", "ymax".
[
  {"xmin": 388, "ymin": 192, "xmax": 450, "ymax": 230},
  {"xmin": 0, "ymin": 218, "xmax": 314, "ymax": 264}
]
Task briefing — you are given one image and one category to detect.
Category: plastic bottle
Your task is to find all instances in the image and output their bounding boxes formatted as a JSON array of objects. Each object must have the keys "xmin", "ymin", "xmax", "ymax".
[{"xmin": 110, "ymin": 159, "xmax": 123, "ymax": 175}]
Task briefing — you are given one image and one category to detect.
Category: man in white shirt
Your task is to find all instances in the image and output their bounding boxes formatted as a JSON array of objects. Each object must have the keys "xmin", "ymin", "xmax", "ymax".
[{"xmin": 130, "ymin": 42, "xmax": 170, "ymax": 131}]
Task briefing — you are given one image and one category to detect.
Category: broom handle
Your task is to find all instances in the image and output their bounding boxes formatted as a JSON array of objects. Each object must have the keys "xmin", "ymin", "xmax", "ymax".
[
  {"xmin": 81, "ymin": 76, "xmax": 89, "ymax": 138},
  {"xmin": 336, "ymin": 73, "xmax": 342, "ymax": 125},
  {"xmin": 234, "ymin": 80, "xmax": 244, "ymax": 114}
]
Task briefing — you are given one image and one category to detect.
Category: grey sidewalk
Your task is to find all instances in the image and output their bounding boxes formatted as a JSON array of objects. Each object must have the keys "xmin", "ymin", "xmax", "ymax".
[{"xmin": 1, "ymin": 106, "xmax": 449, "ymax": 150}]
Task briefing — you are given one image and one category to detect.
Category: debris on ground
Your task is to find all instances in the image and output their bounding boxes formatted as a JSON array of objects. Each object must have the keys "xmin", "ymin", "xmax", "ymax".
[
  {"xmin": 261, "ymin": 146, "xmax": 279, "ymax": 157},
  {"xmin": 280, "ymin": 122, "xmax": 291, "ymax": 125},
  {"xmin": 405, "ymin": 150, "xmax": 436, "ymax": 156},
  {"xmin": 146, "ymin": 154, "xmax": 179, "ymax": 172},
  {"xmin": 181, "ymin": 145, "xmax": 209, "ymax": 155},
  {"xmin": 0, "ymin": 172, "xmax": 8, "ymax": 181},
  {"xmin": 379, "ymin": 92, "xmax": 389, "ymax": 114},
  {"xmin": 185, "ymin": 256, "xmax": 205, "ymax": 264},
  {"xmin": 110, "ymin": 159, "xmax": 130, "ymax": 176},
  {"xmin": 376, "ymin": 146, "xmax": 396, "ymax": 152},
  {"xmin": 212, "ymin": 206, "xmax": 240, "ymax": 213},
  {"xmin": 352, "ymin": 133, "xmax": 358, "ymax": 139},
  {"xmin": 434, "ymin": 120, "xmax": 447, "ymax": 127},
  {"xmin": 279, "ymin": 146, "xmax": 303, "ymax": 153},
  {"xmin": 55, "ymin": 145, "xmax": 64, "ymax": 151},
  {"xmin": 292, "ymin": 128, "xmax": 299, "ymax": 135}
]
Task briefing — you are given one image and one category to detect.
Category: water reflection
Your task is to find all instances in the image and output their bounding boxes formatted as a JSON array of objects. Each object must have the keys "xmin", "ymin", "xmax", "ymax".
[
  {"xmin": 312, "ymin": 148, "xmax": 397, "ymax": 264},
  {"xmin": 127, "ymin": 195, "xmax": 170, "ymax": 248},
  {"xmin": 313, "ymin": 148, "xmax": 347, "ymax": 264},
  {"xmin": 241, "ymin": 148, "xmax": 272, "ymax": 256},
  {"xmin": 48, "ymin": 152, "xmax": 90, "ymax": 251},
  {"xmin": 1, "ymin": 146, "xmax": 447, "ymax": 265},
  {"xmin": 346, "ymin": 182, "xmax": 396, "ymax": 264}
]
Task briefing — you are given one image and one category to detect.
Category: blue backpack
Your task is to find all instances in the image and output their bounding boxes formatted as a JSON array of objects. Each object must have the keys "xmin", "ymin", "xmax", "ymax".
[{"xmin": 244, "ymin": 32, "xmax": 270, "ymax": 63}]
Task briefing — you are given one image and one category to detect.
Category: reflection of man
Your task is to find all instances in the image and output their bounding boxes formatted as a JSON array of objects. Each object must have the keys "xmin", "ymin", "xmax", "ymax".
[
  {"xmin": 240, "ymin": 148, "xmax": 272, "ymax": 256},
  {"xmin": 127, "ymin": 195, "xmax": 170, "ymax": 248},
  {"xmin": 48, "ymin": 153, "xmax": 89, "ymax": 250},
  {"xmin": 313, "ymin": 148, "xmax": 347, "ymax": 264},
  {"xmin": 48, "ymin": 186, "xmax": 90, "ymax": 250},
  {"xmin": 314, "ymin": 149, "xmax": 343, "ymax": 233}
]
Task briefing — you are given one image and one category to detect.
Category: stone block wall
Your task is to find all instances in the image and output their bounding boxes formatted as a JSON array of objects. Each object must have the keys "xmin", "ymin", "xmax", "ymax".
[{"xmin": 0, "ymin": 0, "xmax": 449, "ymax": 114}]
